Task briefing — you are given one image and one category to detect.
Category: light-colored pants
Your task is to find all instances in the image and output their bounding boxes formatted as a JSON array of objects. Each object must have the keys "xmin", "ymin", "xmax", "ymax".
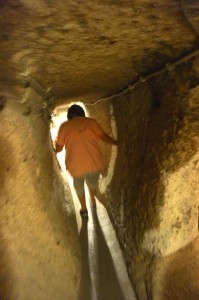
[{"xmin": 73, "ymin": 172, "xmax": 99, "ymax": 197}]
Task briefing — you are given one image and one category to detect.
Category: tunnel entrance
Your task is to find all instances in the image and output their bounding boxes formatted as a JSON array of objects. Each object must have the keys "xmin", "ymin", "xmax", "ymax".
[{"xmin": 50, "ymin": 102, "xmax": 88, "ymax": 173}]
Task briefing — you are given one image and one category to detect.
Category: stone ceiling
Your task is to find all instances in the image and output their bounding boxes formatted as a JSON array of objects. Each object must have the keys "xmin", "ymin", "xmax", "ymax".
[{"xmin": 0, "ymin": 0, "xmax": 199, "ymax": 105}]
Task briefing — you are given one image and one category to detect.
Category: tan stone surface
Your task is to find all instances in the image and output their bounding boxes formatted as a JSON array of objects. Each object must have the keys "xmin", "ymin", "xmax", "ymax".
[
  {"xmin": 0, "ymin": 0, "xmax": 198, "ymax": 104},
  {"xmin": 1, "ymin": 0, "xmax": 199, "ymax": 299},
  {"xmin": 102, "ymin": 62, "xmax": 199, "ymax": 299},
  {"xmin": 153, "ymin": 234, "xmax": 199, "ymax": 300},
  {"xmin": 0, "ymin": 98, "xmax": 80, "ymax": 299}
]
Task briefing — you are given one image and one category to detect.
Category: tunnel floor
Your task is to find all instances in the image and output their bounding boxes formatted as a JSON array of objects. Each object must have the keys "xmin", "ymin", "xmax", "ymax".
[
  {"xmin": 64, "ymin": 171, "xmax": 136, "ymax": 300},
  {"xmin": 74, "ymin": 189, "xmax": 136, "ymax": 300},
  {"xmin": 51, "ymin": 110, "xmax": 135, "ymax": 299},
  {"xmin": 54, "ymin": 148, "xmax": 136, "ymax": 300}
]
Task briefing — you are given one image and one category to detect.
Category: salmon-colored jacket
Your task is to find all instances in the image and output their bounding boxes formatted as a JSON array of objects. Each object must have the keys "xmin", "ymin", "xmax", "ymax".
[{"xmin": 56, "ymin": 117, "xmax": 107, "ymax": 177}]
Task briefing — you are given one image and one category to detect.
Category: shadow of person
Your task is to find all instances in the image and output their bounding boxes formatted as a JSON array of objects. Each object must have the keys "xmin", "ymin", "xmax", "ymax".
[
  {"xmin": 91, "ymin": 208, "xmax": 126, "ymax": 300},
  {"xmin": 78, "ymin": 220, "xmax": 92, "ymax": 300}
]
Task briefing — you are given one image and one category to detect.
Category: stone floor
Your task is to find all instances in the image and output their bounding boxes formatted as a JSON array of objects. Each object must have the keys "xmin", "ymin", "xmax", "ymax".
[
  {"xmin": 75, "ymin": 190, "xmax": 136, "ymax": 300},
  {"xmin": 52, "ymin": 130, "xmax": 136, "ymax": 300},
  {"xmin": 62, "ymin": 169, "xmax": 136, "ymax": 300}
]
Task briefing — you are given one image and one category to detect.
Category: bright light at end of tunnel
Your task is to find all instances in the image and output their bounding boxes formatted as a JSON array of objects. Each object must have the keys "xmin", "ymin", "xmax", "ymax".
[
  {"xmin": 50, "ymin": 101, "xmax": 88, "ymax": 134},
  {"xmin": 50, "ymin": 101, "xmax": 88, "ymax": 185}
]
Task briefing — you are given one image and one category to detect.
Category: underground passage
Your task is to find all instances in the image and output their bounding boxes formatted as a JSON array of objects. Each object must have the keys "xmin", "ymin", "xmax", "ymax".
[{"xmin": 0, "ymin": 1, "xmax": 199, "ymax": 300}]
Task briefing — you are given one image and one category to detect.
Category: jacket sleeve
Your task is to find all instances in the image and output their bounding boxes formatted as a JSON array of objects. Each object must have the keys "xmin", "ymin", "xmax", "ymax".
[{"xmin": 93, "ymin": 119, "xmax": 117, "ymax": 145}]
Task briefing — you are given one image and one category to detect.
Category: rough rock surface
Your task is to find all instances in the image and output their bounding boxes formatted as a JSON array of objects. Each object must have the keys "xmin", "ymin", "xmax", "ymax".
[
  {"xmin": 105, "ymin": 61, "xmax": 199, "ymax": 299},
  {"xmin": 0, "ymin": 90, "xmax": 81, "ymax": 299},
  {"xmin": 0, "ymin": 0, "xmax": 199, "ymax": 299},
  {"xmin": 0, "ymin": 0, "xmax": 198, "ymax": 103}
]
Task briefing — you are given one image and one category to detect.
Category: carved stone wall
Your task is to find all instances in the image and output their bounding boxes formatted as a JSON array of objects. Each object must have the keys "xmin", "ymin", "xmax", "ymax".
[
  {"xmin": 94, "ymin": 61, "xmax": 199, "ymax": 299},
  {"xmin": 0, "ymin": 89, "xmax": 81, "ymax": 300}
]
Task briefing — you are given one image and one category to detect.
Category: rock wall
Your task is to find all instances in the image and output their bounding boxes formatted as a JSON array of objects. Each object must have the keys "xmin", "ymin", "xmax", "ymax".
[
  {"xmin": 92, "ymin": 60, "xmax": 199, "ymax": 299},
  {"xmin": 0, "ymin": 89, "xmax": 81, "ymax": 300},
  {"xmin": 86, "ymin": 101, "xmax": 113, "ymax": 175}
]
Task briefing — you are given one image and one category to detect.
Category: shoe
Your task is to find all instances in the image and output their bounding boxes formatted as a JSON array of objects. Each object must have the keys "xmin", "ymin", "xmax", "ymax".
[{"xmin": 80, "ymin": 209, "xmax": 88, "ymax": 218}]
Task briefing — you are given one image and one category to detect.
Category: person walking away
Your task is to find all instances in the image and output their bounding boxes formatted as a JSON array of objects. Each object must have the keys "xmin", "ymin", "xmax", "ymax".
[{"xmin": 54, "ymin": 104, "xmax": 117, "ymax": 218}]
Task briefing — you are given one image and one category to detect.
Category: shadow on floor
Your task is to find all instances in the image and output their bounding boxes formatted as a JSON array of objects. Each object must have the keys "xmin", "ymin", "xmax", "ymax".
[
  {"xmin": 78, "ymin": 220, "xmax": 92, "ymax": 300},
  {"xmin": 78, "ymin": 208, "xmax": 125, "ymax": 300}
]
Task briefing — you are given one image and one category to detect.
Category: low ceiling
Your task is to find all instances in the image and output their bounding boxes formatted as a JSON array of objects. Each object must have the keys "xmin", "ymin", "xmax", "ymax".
[{"xmin": 0, "ymin": 0, "xmax": 199, "ymax": 105}]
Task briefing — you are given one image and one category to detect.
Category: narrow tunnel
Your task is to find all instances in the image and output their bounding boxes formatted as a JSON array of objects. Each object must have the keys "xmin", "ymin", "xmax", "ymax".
[{"xmin": 0, "ymin": 1, "xmax": 199, "ymax": 300}]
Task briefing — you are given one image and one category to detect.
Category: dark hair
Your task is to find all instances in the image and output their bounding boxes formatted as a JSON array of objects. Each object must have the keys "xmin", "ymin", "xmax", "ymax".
[{"xmin": 67, "ymin": 104, "xmax": 85, "ymax": 120}]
